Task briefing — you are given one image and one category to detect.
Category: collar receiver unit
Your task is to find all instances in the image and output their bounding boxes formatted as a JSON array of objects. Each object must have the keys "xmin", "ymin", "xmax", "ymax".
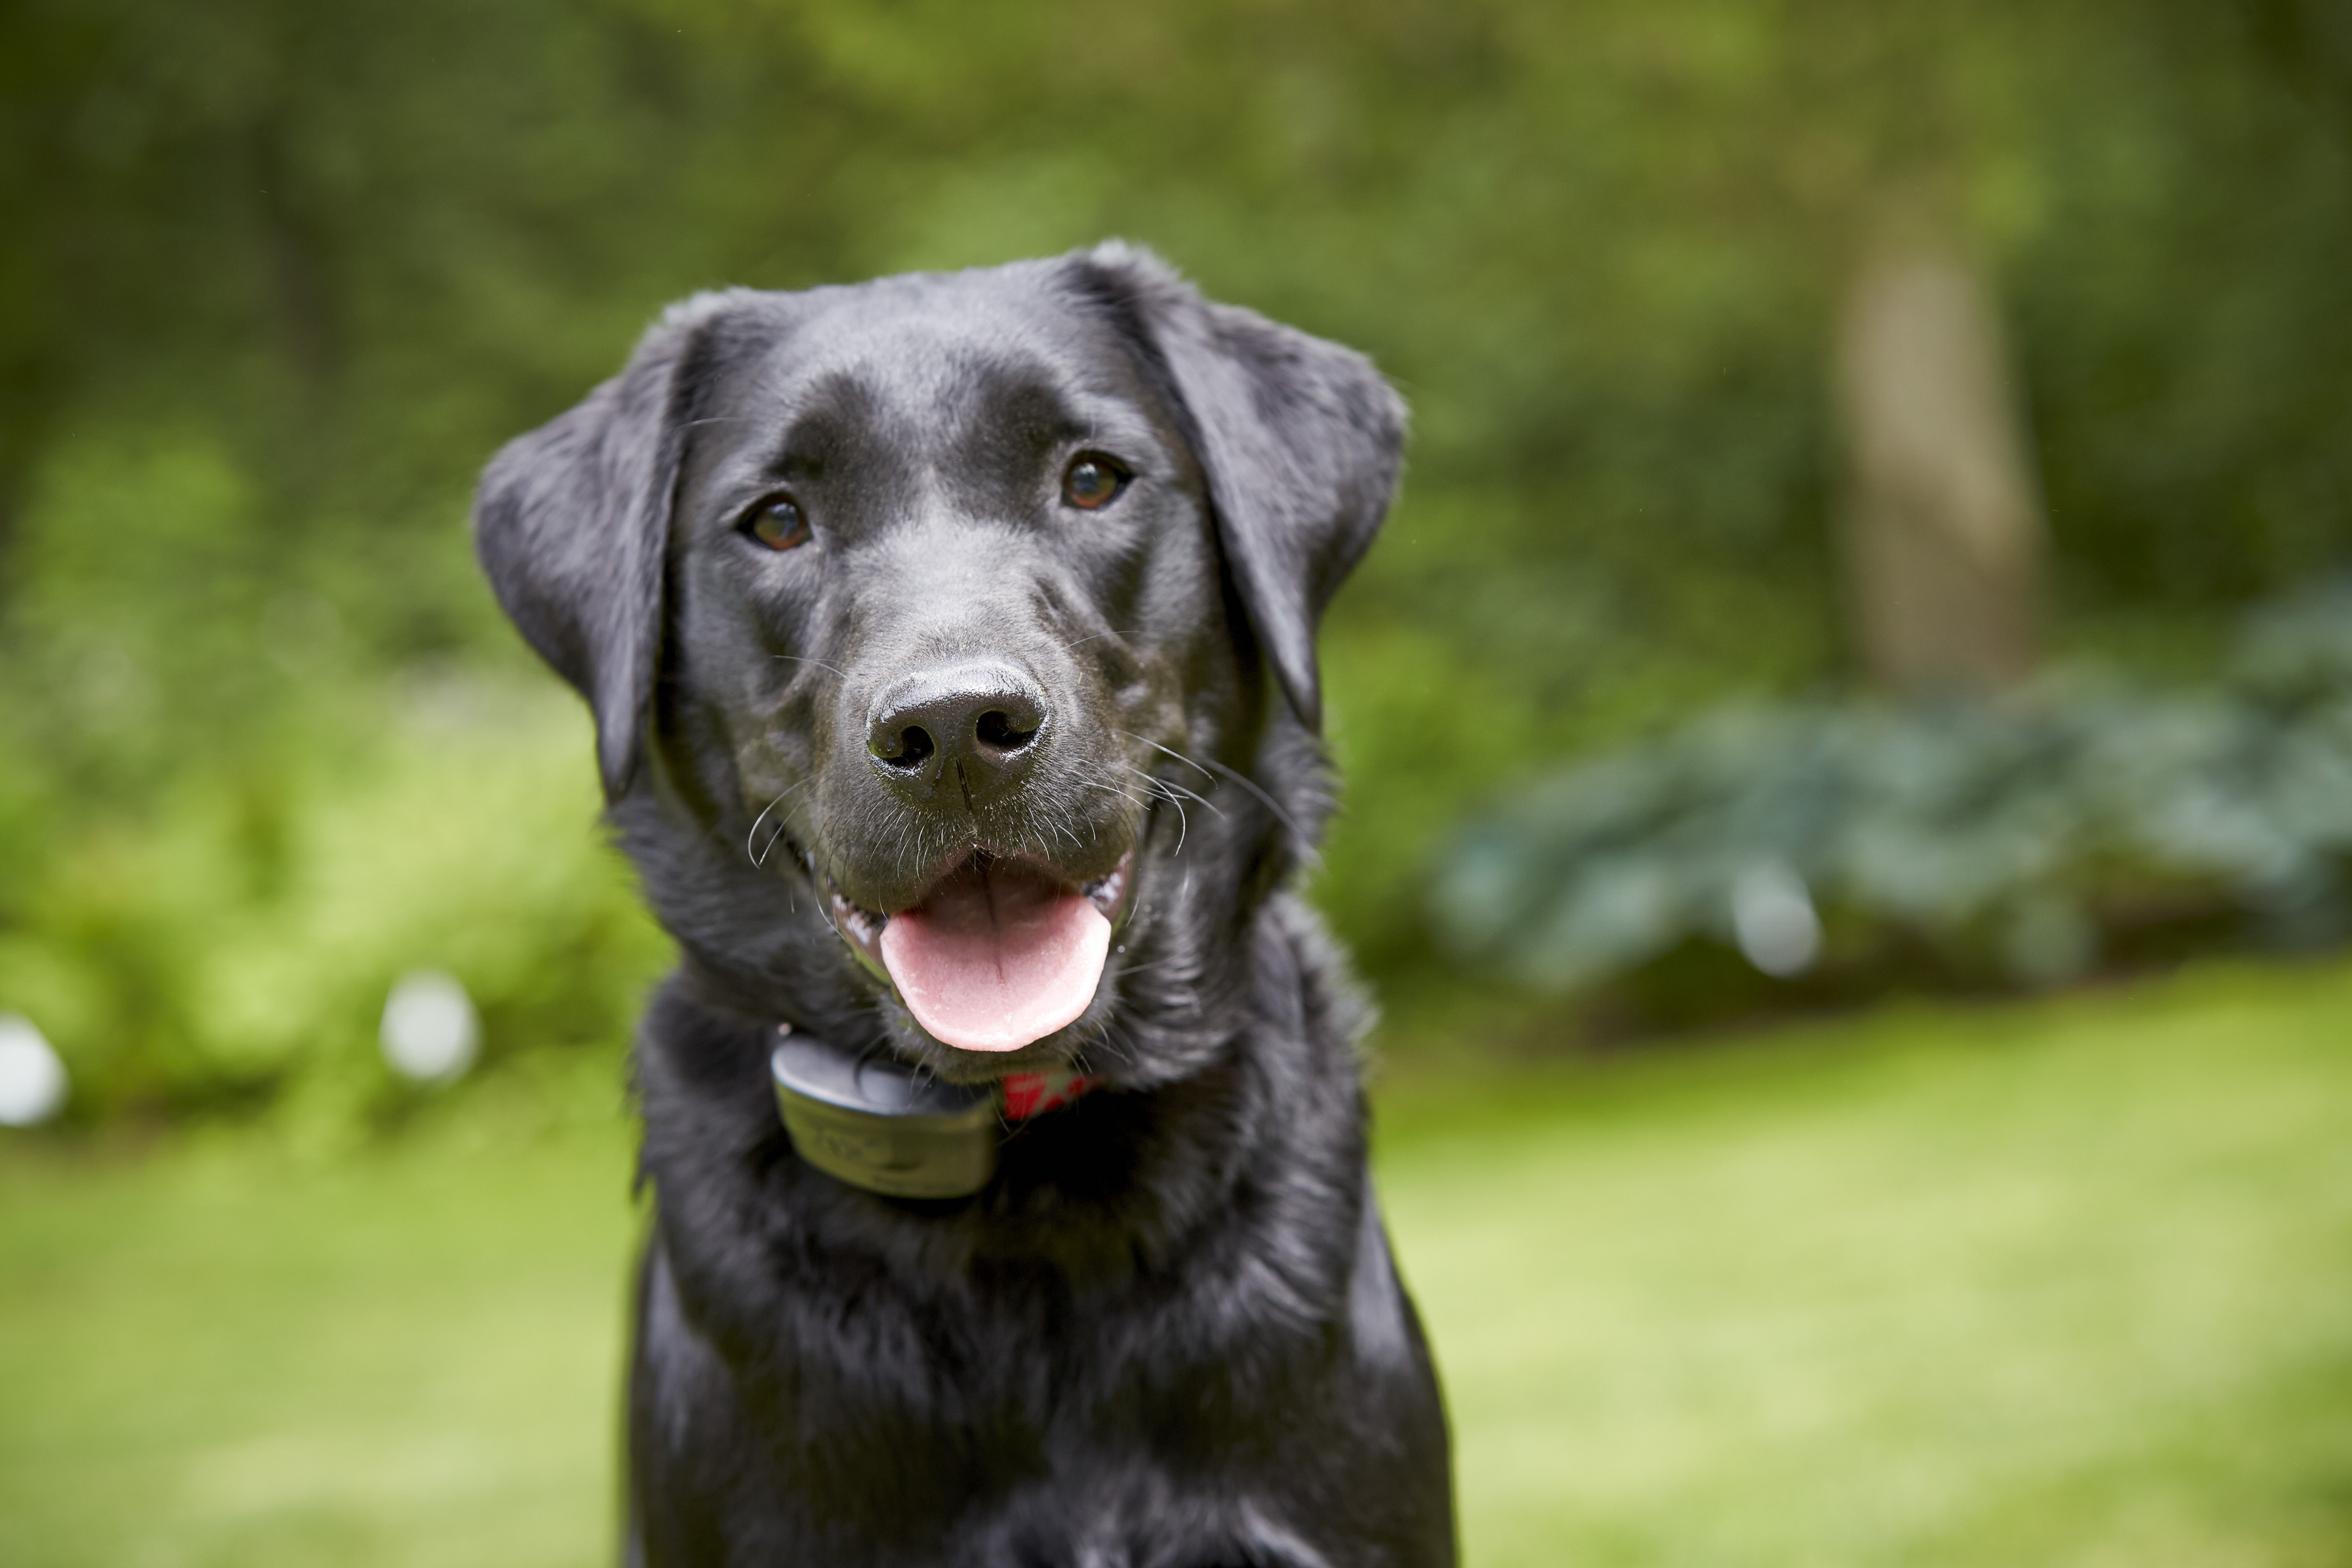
[
  {"xmin": 771, "ymin": 1030, "xmax": 996, "ymax": 1198},
  {"xmin": 769, "ymin": 1027, "xmax": 1101, "ymax": 1200}
]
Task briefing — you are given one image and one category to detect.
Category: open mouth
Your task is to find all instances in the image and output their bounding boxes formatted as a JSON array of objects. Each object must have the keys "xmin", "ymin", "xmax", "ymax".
[{"xmin": 821, "ymin": 849, "xmax": 1133, "ymax": 1054}]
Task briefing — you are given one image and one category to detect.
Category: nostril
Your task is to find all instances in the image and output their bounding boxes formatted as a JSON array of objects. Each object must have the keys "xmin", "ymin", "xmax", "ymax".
[
  {"xmin": 974, "ymin": 709, "xmax": 1038, "ymax": 753},
  {"xmin": 876, "ymin": 724, "xmax": 936, "ymax": 770},
  {"xmin": 866, "ymin": 662, "xmax": 1045, "ymax": 796}
]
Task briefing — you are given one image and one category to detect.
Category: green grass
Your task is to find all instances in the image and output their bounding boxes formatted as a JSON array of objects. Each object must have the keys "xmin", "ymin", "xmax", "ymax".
[{"xmin": 6, "ymin": 962, "xmax": 2352, "ymax": 1566}]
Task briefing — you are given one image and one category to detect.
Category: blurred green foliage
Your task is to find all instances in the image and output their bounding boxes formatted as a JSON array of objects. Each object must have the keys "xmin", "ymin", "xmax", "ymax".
[
  {"xmin": 4, "ymin": 0, "xmax": 2351, "ymax": 1122},
  {"xmin": 1434, "ymin": 581, "xmax": 2352, "ymax": 1017}
]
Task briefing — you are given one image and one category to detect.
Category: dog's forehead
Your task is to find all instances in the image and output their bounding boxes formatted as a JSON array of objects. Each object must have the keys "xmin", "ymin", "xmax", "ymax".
[{"xmin": 736, "ymin": 274, "xmax": 1144, "ymax": 446}]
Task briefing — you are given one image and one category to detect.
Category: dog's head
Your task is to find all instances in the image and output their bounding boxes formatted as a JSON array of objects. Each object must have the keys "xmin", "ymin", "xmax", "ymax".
[{"xmin": 474, "ymin": 244, "xmax": 1402, "ymax": 1083}]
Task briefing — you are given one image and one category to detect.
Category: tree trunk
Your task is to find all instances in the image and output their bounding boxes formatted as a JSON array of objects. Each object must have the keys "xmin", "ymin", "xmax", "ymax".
[{"xmin": 1835, "ymin": 241, "xmax": 2046, "ymax": 695}]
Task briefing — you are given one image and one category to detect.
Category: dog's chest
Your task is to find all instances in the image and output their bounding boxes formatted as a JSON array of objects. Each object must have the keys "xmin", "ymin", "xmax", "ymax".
[{"xmin": 638, "ymin": 1230, "xmax": 1370, "ymax": 1565}]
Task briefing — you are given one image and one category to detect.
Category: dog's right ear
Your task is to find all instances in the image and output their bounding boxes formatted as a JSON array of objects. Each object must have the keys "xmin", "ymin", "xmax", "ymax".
[{"xmin": 471, "ymin": 293, "xmax": 742, "ymax": 801}]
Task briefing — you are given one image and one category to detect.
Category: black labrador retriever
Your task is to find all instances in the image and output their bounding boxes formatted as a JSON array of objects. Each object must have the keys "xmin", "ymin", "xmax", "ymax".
[{"xmin": 473, "ymin": 242, "xmax": 1454, "ymax": 1567}]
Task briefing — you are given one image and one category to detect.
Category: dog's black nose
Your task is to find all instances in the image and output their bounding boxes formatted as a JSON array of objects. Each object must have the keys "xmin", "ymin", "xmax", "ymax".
[{"xmin": 866, "ymin": 663, "xmax": 1046, "ymax": 806}]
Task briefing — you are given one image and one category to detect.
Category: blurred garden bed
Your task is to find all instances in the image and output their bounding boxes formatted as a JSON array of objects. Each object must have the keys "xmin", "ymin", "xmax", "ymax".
[
  {"xmin": 0, "ymin": 647, "xmax": 666, "ymax": 1134},
  {"xmin": 1431, "ymin": 581, "xmax": 2352, "ymax": 1041}
]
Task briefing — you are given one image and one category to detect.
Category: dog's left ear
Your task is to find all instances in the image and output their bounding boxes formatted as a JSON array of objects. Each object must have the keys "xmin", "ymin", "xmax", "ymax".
[
  {"xmin": 472, "ymin": 293, "xmax": 744, "ymax": 800},
  {"xmin": 1073, "ymin": 243, "xmax": 1407, "ymax": 732}
]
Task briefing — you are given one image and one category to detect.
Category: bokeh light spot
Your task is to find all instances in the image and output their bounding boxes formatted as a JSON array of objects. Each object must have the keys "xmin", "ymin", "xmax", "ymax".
[
  {"xmin": 380, "ymin": 970, "xmax": 481, "ymax": 1083},
  {"xmin": 0, "ymin": 1014, "xmax": 69, "ymax": 1126}
]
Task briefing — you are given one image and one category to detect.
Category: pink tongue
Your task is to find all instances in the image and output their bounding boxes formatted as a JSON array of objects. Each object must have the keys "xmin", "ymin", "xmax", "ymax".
[{"xmin": 878, "ymin": 860, "xmax": 1111, "ymax": 1053}]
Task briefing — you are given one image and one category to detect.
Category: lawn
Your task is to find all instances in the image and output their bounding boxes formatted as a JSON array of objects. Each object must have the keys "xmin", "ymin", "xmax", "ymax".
[{"xmin": 5, "ymin": 961, "xmax": 2352, "ymax": 1566}]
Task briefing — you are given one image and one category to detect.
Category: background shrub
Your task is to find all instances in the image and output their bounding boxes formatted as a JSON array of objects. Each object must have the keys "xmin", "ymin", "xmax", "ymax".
[{"xmin": 1434, "ymin": 581, "xmax": 2352, "ymax": 1014}]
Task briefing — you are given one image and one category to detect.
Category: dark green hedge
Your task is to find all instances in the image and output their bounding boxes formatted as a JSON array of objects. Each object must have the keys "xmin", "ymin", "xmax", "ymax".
[{"xmin": 1435, "ymin": 583, "xmax": 2352, "ymax": 1000}]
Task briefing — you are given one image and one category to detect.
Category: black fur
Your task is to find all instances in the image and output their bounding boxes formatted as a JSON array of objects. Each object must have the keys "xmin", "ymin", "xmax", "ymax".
[{"xmin": 473, "ymin": 242, "xmax": 1454, "ymax": 1567}]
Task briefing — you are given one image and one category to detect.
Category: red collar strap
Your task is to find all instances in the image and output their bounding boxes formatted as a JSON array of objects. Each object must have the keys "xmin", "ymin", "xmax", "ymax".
[{"xmin": 999, "ymin": 1068, "xmax": 1100, "ymax": 1120}]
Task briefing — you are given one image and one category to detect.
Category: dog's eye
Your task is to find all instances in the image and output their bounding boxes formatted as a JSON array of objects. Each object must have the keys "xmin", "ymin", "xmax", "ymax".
[
  {"xmin": 743, "ymin": 496, "xmax": 811, "ymax": 551},
  {"xmin": 1061, "ymin": 455, "xmax": 1128, "ymax": 511}
]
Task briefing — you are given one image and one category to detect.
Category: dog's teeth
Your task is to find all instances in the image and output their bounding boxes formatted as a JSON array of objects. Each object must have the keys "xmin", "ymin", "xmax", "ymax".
[{"xmin": 1083, "ymin": 849, "xmax": 1136, "ymax": 920}]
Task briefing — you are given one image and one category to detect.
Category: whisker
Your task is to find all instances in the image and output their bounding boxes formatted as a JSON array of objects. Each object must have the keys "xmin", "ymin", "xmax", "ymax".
[
  {"xmin": 1115, "ymin": 731, "xmax": 1305, "ymax": 843},
  {"xmin": 1197, "ymin": 756, "xmax": 1305, "ymax": 843},
  {"xmin": 1081, "ymin": 763, "xmax": 1184, "ymax": 853},
  {"xmin": 1060, "ymin": 629, "xmax": 1143, "ymax": 652},
  {"xmin": 1071, "ymin": 774, "xmax": 1154, "ymax": 813},
  {"xmin": 745, "ymin": 779, "xmax": 815, "ymax": 868},
  {"xmin": 1109, "ymin": 952, "xmax": 1189, "ymax": 979},
  {"xmin": 771, "ymin": 654, "xmax": 849, "ymax": 680},
  {"xmin": 1115, "ymin": 762, "xmax": 1223, "ymax": 818},
  {"xmin": 1115, "ymin": 730, "xmax": 1216, "ymax": 784}
]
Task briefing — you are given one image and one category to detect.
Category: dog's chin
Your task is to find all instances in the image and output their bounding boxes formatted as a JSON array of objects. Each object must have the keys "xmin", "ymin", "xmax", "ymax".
[
  {"xmin": 882, "ymin": 1007, "xmax": 1107, "ymax": 1085},
  {"xmin": 812, "ymin": 843, "xmax": 1137, "ymax": 1077}
]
